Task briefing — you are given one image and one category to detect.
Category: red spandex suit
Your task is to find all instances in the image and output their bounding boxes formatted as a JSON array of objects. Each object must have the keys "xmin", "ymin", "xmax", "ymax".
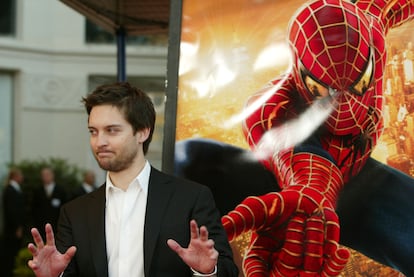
[{"xmin": 174, "ymin": 0, "xmax": 414, "ymax": 276}]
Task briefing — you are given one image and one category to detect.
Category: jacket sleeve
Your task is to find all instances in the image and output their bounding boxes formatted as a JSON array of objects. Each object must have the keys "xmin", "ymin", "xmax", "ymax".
[{"xmin": 56, "ymin": 204, "xmax": 79, "ymax": 277}]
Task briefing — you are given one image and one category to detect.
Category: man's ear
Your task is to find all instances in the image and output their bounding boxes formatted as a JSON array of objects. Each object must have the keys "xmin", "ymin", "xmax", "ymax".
[{"xmin": 137, "ymin": 128, "xmax": 151, "ymax": 143}]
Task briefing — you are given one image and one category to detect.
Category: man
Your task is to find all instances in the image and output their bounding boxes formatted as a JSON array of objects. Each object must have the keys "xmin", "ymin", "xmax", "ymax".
[
  {"xmin": 27, "ymin": 82, "xmax": 238, "ymax": 277},
  {"xmin": 70, "ymin": 170, "xmax": 97, "ymax": 200},
  {"xmin": 2, "ymin": 168, "xmax": 26, "ymax": 277},
  {"xmin": 32, "ymin": 167, "xmax": 67, "ymax": 239}
]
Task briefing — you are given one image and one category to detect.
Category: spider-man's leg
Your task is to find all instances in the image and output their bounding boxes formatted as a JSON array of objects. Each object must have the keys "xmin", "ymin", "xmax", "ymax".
[
  {"xmin": 174, "ymin": 138, "xmax": 278, "ymax": 215},
  {"xmin": 337, "ymin": 158, "xmax": 414, "ymax": 276}
]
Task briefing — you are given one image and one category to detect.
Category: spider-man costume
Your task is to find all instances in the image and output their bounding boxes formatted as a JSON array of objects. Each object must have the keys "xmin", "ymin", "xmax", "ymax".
[{"xmin": 174, "ymin": 0, "xmax": 414, "ymax": 276}]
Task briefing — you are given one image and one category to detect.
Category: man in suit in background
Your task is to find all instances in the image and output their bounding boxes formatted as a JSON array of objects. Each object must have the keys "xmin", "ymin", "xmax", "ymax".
[
  {"xmin": 32, "ymin": 167, "xmax": 67, "ymax": 239},
  {"xmin": 27, "ymin": 82, "xmax": 238, "ymax": 277},
  {"xmin": 70, "ymin": 170, "xmax": 96, "ymax": 200},
  {"xmin": 2, "ymin": 168, "xmax": 26, "ymax": 277}
]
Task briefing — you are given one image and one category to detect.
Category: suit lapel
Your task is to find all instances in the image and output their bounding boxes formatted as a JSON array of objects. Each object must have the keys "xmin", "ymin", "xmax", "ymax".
[
  {"xmin": 88, "ymin": 185, "xmax": 109, "ymax": 277},
  {"xmin": 144, "ymin": 168, "xmax": 175, "ymax": 276}
]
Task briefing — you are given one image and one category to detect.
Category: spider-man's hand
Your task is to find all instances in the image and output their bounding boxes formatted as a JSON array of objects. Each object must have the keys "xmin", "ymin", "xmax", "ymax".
[{"xmin": 222, "ymin": 187, "xmax": 350, "ymax": 276}]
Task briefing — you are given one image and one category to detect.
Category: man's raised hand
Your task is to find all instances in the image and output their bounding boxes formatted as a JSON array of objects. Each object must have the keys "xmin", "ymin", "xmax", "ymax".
[
  {"xmin": 27, "ymin": 223, "xmax": 76, "ymax": 277},
  {"xmin": 167, "ymin": 219, "xmax": 218, "ymax": 275}
]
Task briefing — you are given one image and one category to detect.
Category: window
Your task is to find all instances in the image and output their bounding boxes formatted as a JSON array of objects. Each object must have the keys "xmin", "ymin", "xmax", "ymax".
[
  {"xmin": 85, "ymin": 20, "xmax": 114, "ymax": 44},
  {"xmin": 0, "ymin": 0, "xmax": 16, "ymax": 36},
  {"xmin": 85, "ymin": 19, "xmax": 167, "ymax": 46}
]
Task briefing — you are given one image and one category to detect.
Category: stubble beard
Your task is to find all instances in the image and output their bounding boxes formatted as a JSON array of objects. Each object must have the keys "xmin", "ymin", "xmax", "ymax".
[{"xmin": 95, "ymin": 149, "xmax": 137, "ymax": 172}]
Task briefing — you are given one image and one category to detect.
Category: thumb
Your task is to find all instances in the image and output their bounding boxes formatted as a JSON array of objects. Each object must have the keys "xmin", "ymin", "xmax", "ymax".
[
  {"xmin": 167, "ymin": 239, "xmax": 183, "ymax": 255},
  {"xmin": 64, "ymin": 246, "xmax": 77, "ymax": 262},
  {"xmin": 322, "ymin": 245, "xmax": 350, "ymax": 276}
]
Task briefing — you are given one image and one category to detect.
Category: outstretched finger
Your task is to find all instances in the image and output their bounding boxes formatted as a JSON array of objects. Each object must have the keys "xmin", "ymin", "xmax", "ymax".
[
  {"xmin": 167, "ymin": 239, "xmax": 183, "ymax": 255},
  {"xmin": 27, "ymin": 243, "xmax": 38, "ymax": 256},
  {"xmin": 199, "ymin": 225, "xmax": 209, "ymax": 241},
  {"xmin": 64, "ymin": 246, "xmax": 78, "ymax": 262},
  {"xmin": 31, "ymin": 227, "xmax": 44, "ymax": 249},
  {"xmin": 190, "ymin": 219, "xmax": 200, "ymax": 240},
  {"xmin": 45, "ymin": 223, "xmax": 56, "ymax": 246},
  {"xmin": 27, "ymin": 259, "xmax": 39, "ymax": 271}
]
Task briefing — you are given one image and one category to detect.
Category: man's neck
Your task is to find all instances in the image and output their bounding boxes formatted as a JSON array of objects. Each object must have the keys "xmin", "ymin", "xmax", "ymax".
[{"xmin": 108, "ymin": 160, "xmax": 147, "ymax": 191}]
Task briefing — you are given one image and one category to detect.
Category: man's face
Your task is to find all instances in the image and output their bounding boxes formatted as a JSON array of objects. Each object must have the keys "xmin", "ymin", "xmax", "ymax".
[
  {"xmin": 41, "ymin": 169, "xmax": 54, "ymax": 185},
  {"xmin": 88, "ymin": 105, "xmax": 145, "ymax": 172},
  {"xmin": 13, "ymin": 172, "xmax": 24, "ymax": 184},
  {"xmin": 84, "ymin": 172, "xmax": 95, "ymax": 186}
]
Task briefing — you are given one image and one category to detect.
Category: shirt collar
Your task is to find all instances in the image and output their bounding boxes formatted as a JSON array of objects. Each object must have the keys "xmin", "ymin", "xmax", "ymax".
[
  {"xmin": 82, "ymin": 183, "xmax": 94, "ymax": 193},
  {"xmin": 105, "ymin": 160, "xmax": 151, "ymax": 196},
  {"xmin": 9, "ymin": 180, "xmax": 21, "ymax": 192}
]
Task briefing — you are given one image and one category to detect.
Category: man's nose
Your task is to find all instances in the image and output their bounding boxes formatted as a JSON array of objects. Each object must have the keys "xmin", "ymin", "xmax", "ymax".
[{"xmin": 94, "ymin": 133, "xmax": 108, "ymax": 146}]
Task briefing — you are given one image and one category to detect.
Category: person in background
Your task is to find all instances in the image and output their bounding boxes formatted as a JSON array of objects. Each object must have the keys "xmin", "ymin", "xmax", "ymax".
[
  {"xmin": 31, "ymin": 167, "xmax": 67, "ymax": 239},
  {"xmin": 70, "ymin": 170, "xmax": 96, "ymax": 200},
  {"xmin": 27, "ymin": 82, "xmax": 238, "ymax": 277},
  {"xmin": 2, "ymin": 168, "xmax": 26, "ymax": 277}
]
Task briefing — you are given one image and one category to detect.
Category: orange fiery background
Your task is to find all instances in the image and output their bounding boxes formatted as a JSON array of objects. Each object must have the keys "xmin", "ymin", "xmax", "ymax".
[{"xmin": 175, "ymin": 0, "xmax": 414, "ymax": 276}]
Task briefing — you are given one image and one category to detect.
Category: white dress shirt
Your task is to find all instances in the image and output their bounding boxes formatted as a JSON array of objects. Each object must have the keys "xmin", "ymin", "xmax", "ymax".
[
  {"xmin": 81, "ymin": 183, "xmax": 95, "ymax": 194},
  {"xmin": 105, "ymin": 161, "xmax": 150, "ymax": 277},
  {"xmin": 9, "ymin": 180, "xmax": 22, "ymax": 192},
  {"xmin": 44, "ymin": 182, "xmax": 55, "ymax": 198}
]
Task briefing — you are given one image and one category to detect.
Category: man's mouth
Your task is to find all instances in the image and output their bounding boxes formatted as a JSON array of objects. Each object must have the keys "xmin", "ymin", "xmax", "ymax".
[{"xmin": 96, "ymin": 151, "xmax": 113, "ymax": 158}]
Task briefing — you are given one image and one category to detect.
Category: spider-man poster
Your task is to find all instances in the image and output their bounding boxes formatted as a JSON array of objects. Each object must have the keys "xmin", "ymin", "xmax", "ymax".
[{"xmin": 167, "ymin": 0, "xmax": 414, "ymax": 276}]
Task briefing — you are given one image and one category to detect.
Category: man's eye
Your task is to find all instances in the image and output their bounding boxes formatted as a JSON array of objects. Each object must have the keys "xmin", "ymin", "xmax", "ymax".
[
  {"xmin": 304, "ymin": 75, "xmax": 330, "ymax": 99},
  {"xmin": 107, "ymin": 128, "xmax": 119, "ymax": 134},
  {"xmin": 351, "ymin": 57, "xmax": 373, "ymax": 96}
]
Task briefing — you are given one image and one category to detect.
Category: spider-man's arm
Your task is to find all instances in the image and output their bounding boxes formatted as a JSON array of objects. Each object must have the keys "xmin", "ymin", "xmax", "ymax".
[
  {"xmin": 356, "ymin": 0, "xmax": 414, "ymax": 33},
  {"xmin": 222, "ymin": 146, "xmax": 350, "ymax": 276},
  {"xmin": 242, "ymin": 74, "xmax": 297, "ymax": 169},
  {"xmin": 224, "ymin": 76, "xmax": 349, "ymax": 275}
]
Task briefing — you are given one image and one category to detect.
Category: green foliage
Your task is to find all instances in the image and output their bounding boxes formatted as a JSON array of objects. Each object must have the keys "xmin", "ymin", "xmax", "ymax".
[
  {"xmin": 13, "ymin": 248, "xmax": 35, "ymax": 277},
  {"xmin": 9, "ymin": 157, "xmax": 83, "ymax": 193},
  {"xmin": 3, "ymin": 159, "xmax": 85, "ymax": 276}
]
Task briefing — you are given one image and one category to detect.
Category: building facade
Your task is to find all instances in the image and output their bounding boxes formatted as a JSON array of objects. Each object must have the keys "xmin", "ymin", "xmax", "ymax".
[{"xmin": 0, "ymin": 0, "xmax": 168, "ymax": 231}]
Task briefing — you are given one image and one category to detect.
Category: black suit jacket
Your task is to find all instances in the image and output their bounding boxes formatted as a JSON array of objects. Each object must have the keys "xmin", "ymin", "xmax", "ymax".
[
  {"xmin": 70, "ymin": 185, "xmax": 94, "ymax": 201},
  {"xmin": 2, "ymin": 184, "xmax": 25, "ymax": 238},
  {"xmin": 32, "ymin": 183, "xmax": 67, "ymax": 235},
  {"xmin": 56, "ymin": 167, "xmax": 238, "ymax": 277}
]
